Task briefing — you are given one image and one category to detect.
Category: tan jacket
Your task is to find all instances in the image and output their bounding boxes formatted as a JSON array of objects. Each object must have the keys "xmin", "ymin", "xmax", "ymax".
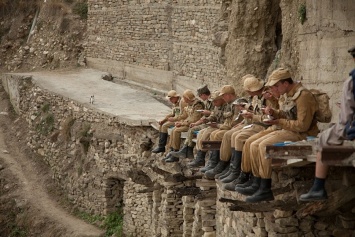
[
  {"xmin": 273, "ymin": 83, "xmax": 319, "ymax": 136},
  {"xmin": 166, "ymin": 97, "xmax": 188, "ymax": 122},
  {"xmin": 207, "ymin": 103, "xmax": 227, "ymax": 124},
  {"xmin": 218, "ymin": 102, "xmax": 237, "ymax": 130},
  {"xmin": 179, "ymin": 99, "xmax": 205, "ymax": 126}
]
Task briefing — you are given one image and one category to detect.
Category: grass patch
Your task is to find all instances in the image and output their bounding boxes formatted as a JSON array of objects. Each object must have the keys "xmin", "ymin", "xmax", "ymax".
[
  {"xmin": 73, "ymin": 2, "xmax": 88, "ymax": 19},
  {"xmin": 75, "ymin": 210, "xmax": 124, "ymax": 237},
  {"xmin": 36, "ymin": 113, "xmax": 55, "ymax": 136},
  {"xmin": 298, "ymin": 3, "xmax": 306, "ymax": 24},
  {"xmin": 103, "ymin": 211, "xmax": 124, "ymax": 237}
]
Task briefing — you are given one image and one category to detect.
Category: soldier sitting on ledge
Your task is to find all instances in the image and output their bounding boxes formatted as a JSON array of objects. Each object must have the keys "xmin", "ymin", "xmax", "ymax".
[{"xmin": 152, "ymin": 90, "xmax": 187, "ymax": 154}]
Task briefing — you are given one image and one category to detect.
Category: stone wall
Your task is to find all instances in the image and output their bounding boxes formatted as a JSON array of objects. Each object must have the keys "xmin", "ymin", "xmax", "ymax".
[
  {"xmin": 86, "ymin": 0, "xmax": 226, "ymax": 93},
  {"xmin": 2, "ymin": 74, "xmax": 355, "ymax": 236}
]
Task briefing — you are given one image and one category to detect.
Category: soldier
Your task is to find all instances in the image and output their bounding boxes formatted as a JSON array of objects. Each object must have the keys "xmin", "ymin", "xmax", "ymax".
[
  {"xmin": 244, "ymin": 68, "xmax": 319, "ymax": 203},
  {"xmin": 187, "ymin": 90, "xmax": 227, "ymax": 168},
  {"xmin": 300, "ymin": 46, "xmax": 355, "ymax": 201},
  {"xmin": 200, "ymin": 85, "xmax": 239, "ymax": 174},
  {"xmin": 205, "ymin": 76, "xmax": 269, "ymax": 180},
  {"xmin": 165, "ymin": 89, "xmax": 204, "ymax": 162},
  {"xmin": 218, "ymin": 76, "xmax": 279, "ymax": 184},
  {"xmin": 231, "ymin": 86, "xmax": 281, "ymax": 193},
  {"xmin": 152, "ymin": 90, "xmax": 188, "ymax": 153},
  {"xmin": 170, "ymin": 85, "xmax": 213, "ymax": 159}
]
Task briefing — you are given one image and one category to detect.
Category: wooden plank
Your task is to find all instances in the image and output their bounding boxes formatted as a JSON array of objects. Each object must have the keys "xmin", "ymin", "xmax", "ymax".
[
  {"xmin": 201, "ymin": 141, "xmax": 222, "ymax": 150},
  {"xmin": 266, "ymin": 144, "xmax": 313, "ymax": 159},
  {"xmin": 321, "ymin": 146, "xmax": 355, "ymax": 166}
]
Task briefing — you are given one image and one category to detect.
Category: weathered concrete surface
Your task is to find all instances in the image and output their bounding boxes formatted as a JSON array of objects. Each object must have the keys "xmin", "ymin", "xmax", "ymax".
[{"xmin": 9, "ymin": 68, "xmax": 171, "ymax": 126}]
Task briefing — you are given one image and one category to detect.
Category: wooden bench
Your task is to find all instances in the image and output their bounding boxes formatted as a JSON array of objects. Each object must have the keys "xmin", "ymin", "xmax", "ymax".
[
  {"xmin": 266, "ymin": 143, "xmax": 315, "ymax": 167},
  {"xmin": 321, "ymin": 145, "xmax": 355, "ymax": 167}
]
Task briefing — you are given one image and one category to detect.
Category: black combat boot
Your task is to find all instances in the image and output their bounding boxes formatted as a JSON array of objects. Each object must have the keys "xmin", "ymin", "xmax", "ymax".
[
  {"xmin": 235, "ymin": 176, "xmax": 261, "ymax": 196},
  {"xmin": 170, "ymin": 145, "xmax": 188, "ymax": 158},
  {"xmin": 187, "ymin": 150, "xmax": 206, "ymax": 168},
  {"xmin": 186, "ymin": 146, "xmax": 194, "ymax": 159},
  {"xmin": 199, "ymin": 151, "xmax": 219, "ymax": 173},
  {"xmin": 216, "ymin": 163, "xmax": 230, "ymax": 179},
  {"xmin": 217, "ymin": 148, "xmax": 236, "ymax": 180},
  {"xmin": 152, "ymin": 132, "xmax": 168, "ymax": 153},
  {"xmin": 299, "ymin": 177, "xmax": 328, "ymax": 201},
  {"xmin": 245, "ymin": 178, "xmax": 274, "ymax": 203},
  {"xmin": 163, "ymin": 148, "xmax": 177, "ymax": 161},
  {"xmin": 223, "ymin": 171, "xmax": 250, "ymax": 191},
  {"xmin": 205, "ymin": 156, "xmax": 229, "ymax": 180},
  {"xmin": 221, "ymin": 150, "xmax": 242, "ymax": 183}
]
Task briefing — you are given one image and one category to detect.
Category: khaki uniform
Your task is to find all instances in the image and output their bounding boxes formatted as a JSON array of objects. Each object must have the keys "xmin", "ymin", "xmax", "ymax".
[
  {"xmin": 160, "ymin": 97, "xmax": 188, "ymax": 133},
  {"xmin": 250, "ymin": 83, "xmax": 319, "ymax": 178},
  {"xmin": 169, "ymin": 99, "xmax": 204, "ymax": 150},
  {"xmin": 196, "ymin": 103, "xmax": 227, "ymax": 150},
  {"xmin": 184, "ymin": 99, "xmax": 215, "ymax": 147},
  {"xmin": 241, "ymin": 97, "xmax": 281, "ymax": 172},
  {"xmin": 233, "ymin": 95, "xmax": 279, "ymax": 151},
  {"xmin": 210, "ymin": 101, "xmax": 240, "ymax": 160},
  {"xmin": 219, "ymin": 95, "xmax": 268, "ymax": 162}
]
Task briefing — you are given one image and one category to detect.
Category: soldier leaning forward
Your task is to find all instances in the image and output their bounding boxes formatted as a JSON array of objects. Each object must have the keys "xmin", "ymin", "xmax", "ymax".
[{"xmin": 164, "ymin": 89, "xmax": 204, "ymax": 162}]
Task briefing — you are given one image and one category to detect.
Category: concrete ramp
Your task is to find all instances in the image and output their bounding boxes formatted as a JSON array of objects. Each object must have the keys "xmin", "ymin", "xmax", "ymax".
[{"xmin": 7, "ymin": 68, "xmax": 171, "ymax": 126}]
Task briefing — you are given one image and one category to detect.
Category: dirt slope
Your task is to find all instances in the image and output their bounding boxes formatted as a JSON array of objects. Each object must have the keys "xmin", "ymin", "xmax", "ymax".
[{"xmin": 0, "ymin": 85, "xmax": 104, "ymax": 237}]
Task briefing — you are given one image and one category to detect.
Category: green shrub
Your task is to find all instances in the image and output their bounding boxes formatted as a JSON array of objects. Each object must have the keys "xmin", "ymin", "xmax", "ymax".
[
  {"xmin": 103, "ymin": 210, "xmax": 124, "ymax": 237},
  {"xmin": 73, "ymin": 2, "xmax": 88, "ymax": 19},
  {"xmin": 298, "ymin": 4, "xmax": 306, "ymax": 24}
]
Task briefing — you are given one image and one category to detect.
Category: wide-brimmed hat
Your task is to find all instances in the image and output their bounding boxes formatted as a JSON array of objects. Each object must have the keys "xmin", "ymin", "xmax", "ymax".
[
  {"xmin": 210, "ymin": 90, "xmax": 222, "ymax": 101},
  {"xmin": 166, "ymin": 90, "xmax": 180, "ymax": 99},
  {"xmin": 183, "ymin": 89, "xmax": 195, "ymax": 101},
  {"xmin": 219, "ymin": 85, "xmax": 235, "ymax": 95},
  {"xmin": 243, "ymin": 75, "xmax": 264, "ymax": 92},
  {"xmin": 265, "ymin": 68, "xmax": 292, "ymax": 87},
  {"xmin": 197, "ymin": 84, "xmax": 211, "ymax": 96}
]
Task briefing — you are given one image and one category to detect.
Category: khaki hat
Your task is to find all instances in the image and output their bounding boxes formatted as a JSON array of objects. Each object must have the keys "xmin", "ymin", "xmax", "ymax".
[
  {"xmin": 197, "ymin": 84, "xmax": 211, "ymax": 95},
  {"xmin": 265, "ymin": 68, "xmax": 292, "ymax": 87},
  {"xmin": 183, "ymin": 89, "xmax": 195, "ymax": 101},
  {"xmin": 348, "ymin": 46, "xmax": 355, "ymax": 57},
  {"xmin": 243, "ymin": 75, "xmax": 264, "ymax": 92},
  {"xmin": 210, "ymin": 90, "xmax": 222, "ymax": 101},
  {"xmin": 166, "ymin": 90, "xmax": 180, "ymax": 98},
  {"xmin": 219, "ymin": 85, "xmax": 235, "ymax": 95}
]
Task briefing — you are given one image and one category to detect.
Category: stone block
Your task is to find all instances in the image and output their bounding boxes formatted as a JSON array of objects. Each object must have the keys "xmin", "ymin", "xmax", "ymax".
[
  {"xmin": 273, "ymin": 210, "xmax": 293, "ymax": 218},
  {"xmin": 203, "ymin": 231, "xmax": 216, "ymax": 237},
  {"xmin": 275, "ymin": 217, "xmax": 299, "ymax": 227}
]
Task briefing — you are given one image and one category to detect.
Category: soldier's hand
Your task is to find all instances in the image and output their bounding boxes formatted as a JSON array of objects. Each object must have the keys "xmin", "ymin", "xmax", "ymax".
[
  {"xmin": 242, "ymin": 111, "xmax": 253, "ymax": 119},
  {"xmin": 189, "ymin": 123, "xmax": 196, "ymax": 128},
  {"xmin": 167, "ymin": 117, "xmax": 175, "ymax": 122},
  {"xmin": 264, "ymin": 119, "xmax": 279, "ymax": 125},
  {"xmin": 264, "ymin": 106, "xmax": 273, "ymax": 116},
  {"xmin": 175, "ymin": 122, "xmax": 182, "ymax": 127}
]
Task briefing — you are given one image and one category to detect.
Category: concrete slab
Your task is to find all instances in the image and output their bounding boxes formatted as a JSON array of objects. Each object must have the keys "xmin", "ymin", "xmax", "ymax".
[{"xmin": 11, "ymin": 68, "xmax": 171, "ymax": 126}]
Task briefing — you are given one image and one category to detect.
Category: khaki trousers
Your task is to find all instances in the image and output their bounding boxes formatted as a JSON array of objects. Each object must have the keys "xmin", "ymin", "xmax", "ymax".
[
  {"xmin": 233, "ymin": 124, "xmax": 266, "ymax": 151},
  {"xmin": 242, "ymin": 128, "xmax": 276, "ymax": 173},
  {"xmin": 184, "ymin": 124, "xmax": 208, "ymax": 147},
  {"xmin": 250, "ymin": 130, "xmax": 305, "ymax": 178},
  {"xmin": 169, "ymin": 126, "xmax": 189, "ymax": 150},
  {"xmin": 196, "ymin": 127, "xmax": 219, "ymax": 150},
  {"xmin": 160, "ymin": 121, "xmax": 175, "ymax": 133},
  {"xmin": 211, "ymin": 125, "xmax": 244, "ymax": 162}
]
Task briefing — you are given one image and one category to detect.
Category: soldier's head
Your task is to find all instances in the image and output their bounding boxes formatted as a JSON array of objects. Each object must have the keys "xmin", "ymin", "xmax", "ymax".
[
  {"xmin": 210, "ymin": 90, "xmax": 225, "ymax": 107},
  {"xmin": 197, "ymin": 84, "xmax": 211, "ymax": 101},
  {"xmin": 183, "ymin": 89, "xmax": 196, "ymax": 105},
  {"xmin": 266, "ymin": 68, "xmax": 294, "ymax": 95},
  {"xmin": 348, "ymin": 46, "xmax": 355, "ymax": 61},
  {"xmin": 166, "ymin": 90, "xmax": 180, "ymax": 104},
  {"xmin": 219, "ymin": 85, "xmax": 236, "ymax": 103},
  {"xmin": 242, "ymin": 74, "xmax": 265, "ymax": 96}
]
